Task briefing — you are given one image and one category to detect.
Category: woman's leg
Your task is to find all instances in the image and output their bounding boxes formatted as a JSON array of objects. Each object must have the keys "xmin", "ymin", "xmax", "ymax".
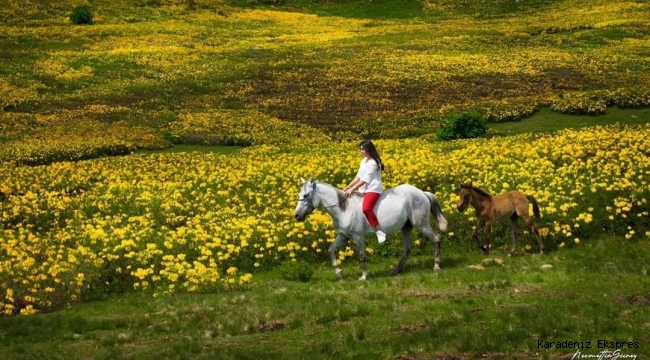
[{"xmin": 362, "ymin": 192, "xmax": 381, "ymax": 229}]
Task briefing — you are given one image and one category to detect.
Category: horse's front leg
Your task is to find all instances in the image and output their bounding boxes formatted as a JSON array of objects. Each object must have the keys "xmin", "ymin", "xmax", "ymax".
[
  {"xmin": 328, "ymin": 233, "xmax": 349, "ymax": 280},
  {"xmin": 473, "ymin": 221, "xmax": 487, "ymax": 254},
  {"xmin": 353, "ymin": 236, "xmax": 369, "ymax": 281}
]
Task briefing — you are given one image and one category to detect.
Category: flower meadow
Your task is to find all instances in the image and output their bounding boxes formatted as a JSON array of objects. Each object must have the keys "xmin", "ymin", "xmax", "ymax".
[
  {"xmin": 1, "ymin": 124, "xmax": 649, "ymax": 316},
  {"xmin": 1, "ymin": 0, "xmax": 649, "ymax": 147}
]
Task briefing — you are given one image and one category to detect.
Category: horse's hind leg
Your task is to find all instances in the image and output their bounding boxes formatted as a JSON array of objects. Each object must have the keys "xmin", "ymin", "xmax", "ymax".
[
  {"xmin": 328, "ymin": 233, "xmax": 349, "ymax": 280},
  {"xmin": 392, "ymin": 226, "xmax": 413, "ymax": 276},
  {"xmin": 509, "ymin": 215, "xmax": 520, "ymax": 255},
  {"xmin": 419, "ymin": 225, "xmax": 442, "ymax": 271},
  {"xmin": 353, "ymin": 236, "xmax": 369, "ymax": 281},
  {"xmin": 522, "ymin": 216, "xmax": 544, "ymax": 254}
]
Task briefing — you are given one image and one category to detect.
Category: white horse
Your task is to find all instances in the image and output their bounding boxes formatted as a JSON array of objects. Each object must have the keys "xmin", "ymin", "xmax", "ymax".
[{"xmin": 294, "ymin": 179, "xmax": 448, "ymax": 280}]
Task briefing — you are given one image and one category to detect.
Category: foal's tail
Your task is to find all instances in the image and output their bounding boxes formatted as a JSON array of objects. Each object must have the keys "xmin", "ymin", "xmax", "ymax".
[
  {"xmin": 526, "ymin": 195, "xmax": 541, "ymax": 218},
  {"xmin": 425, "ymin": 192, "xmax": 448, "ymax": 232}
]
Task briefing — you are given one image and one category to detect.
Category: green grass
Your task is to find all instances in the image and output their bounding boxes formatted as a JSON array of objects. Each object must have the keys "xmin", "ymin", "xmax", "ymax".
[
  {"xmin": 1, "ymin": 1, "xmax": 649, "ymax": 357},
  {"xmin": 1, "ymin": 235, "xmax": 647, "ymax": 359},
  {"xmin": 489, "ymin": 107, "xmax": 650, "ymax": 136}
]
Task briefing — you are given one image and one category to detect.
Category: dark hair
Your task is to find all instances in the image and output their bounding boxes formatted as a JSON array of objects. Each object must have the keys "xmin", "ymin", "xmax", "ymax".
[{"xmin": 360, "ymin": 139, "xmax": 385, "ymax": 171}]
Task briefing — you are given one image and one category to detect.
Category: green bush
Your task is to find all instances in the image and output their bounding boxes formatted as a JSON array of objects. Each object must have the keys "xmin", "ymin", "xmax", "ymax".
[
  {"xmin": 69, "ymin": 5, "xmax": 93, "ymax": 25},
  {"xmin": 280, "ymin": 261, "xmax": 314, "ymax": 282},
  {"xmin": 436, "ymin": 112, "xmax": 488, "ymax": 141}
]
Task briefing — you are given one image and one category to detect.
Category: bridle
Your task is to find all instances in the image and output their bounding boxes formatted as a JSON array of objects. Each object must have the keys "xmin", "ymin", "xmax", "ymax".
[{"xmin": 299, "ymin": 182, "xmax": 348, "ymax": 210}]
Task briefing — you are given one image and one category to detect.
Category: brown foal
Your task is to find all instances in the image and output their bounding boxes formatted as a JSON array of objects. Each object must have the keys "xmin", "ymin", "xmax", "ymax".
[{"xmin": 457, "ymin": 183, "xmax": 544, "ymax": 255}]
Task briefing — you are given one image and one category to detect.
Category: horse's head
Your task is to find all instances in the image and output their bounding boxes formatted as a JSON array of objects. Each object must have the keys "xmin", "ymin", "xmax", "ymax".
[
  {"xmin": 457, "ymin": 182, "xmax": 473, "ymax": 212},
  {"xmin": 294, "ymin": 178, "xmax": 317, "ymax": 221}
]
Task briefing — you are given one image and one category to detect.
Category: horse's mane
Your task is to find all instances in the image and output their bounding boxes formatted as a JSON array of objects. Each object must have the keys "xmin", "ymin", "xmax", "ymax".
[
  {"xmin": 313, "ymin": 180, "xmax": 349, "ymax": 210},
  {"xmin": 462, "ymin": 183, "xmax": 492, "ymax": 198},
  {"xmin": 471, "ymin": 186, "xmax": 492, "ymax": 198}
]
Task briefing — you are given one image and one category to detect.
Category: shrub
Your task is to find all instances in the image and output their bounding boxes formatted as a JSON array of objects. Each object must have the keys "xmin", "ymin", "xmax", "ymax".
[
  {"xmin": 280, "ymin": 261, "xmax": 314, "ymax": 282},
  {"xmin": 69, "ymin": 5, "xmax": 93, "ymax": 25},
  {"xmin": 436, "ymin": 112, "xmax": 488, "ymax": 141}
]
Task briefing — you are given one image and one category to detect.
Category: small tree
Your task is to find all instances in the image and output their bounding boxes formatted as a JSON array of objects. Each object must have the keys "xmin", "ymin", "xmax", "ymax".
[
  {"xmin": 436, "ymin": 111, "xmax": 488, "ymax": 141},
  {"xmin": 69, "ymin": 4, "xmax": 93, "ymax": 25}
]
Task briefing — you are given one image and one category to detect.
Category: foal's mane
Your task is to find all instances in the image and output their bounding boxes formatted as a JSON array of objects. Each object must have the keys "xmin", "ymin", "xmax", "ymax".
[
  {"xmin": 471, "ymin": 186, "xmax": 492, "ymax": 198},
  {"xmin": 462, "ymin": 183, "xmax": 492, "ymax": 198}
]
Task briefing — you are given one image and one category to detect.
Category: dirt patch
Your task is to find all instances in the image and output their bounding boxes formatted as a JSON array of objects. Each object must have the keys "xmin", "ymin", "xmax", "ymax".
[
  {"xmin": 257, "ymin": 321, "xmax": 286, "ymax": 333},
  {"xmin": 247, "ymin": 68, "xmax": 447, "ymax": 127},
  {"xmin": 397, "ymin": 290, "xmax": 441, "ymax": 300},
  {"xmin": 545, "ymin": 67, "xmax": 587, "ymax": 90},
  {"xmin": 616, "ymin": 294, "xmax": 650, "ymax": 306},
  {"xmin": 246, "ymin": 67, "xmax": 563, "ymax": 130},
  {"xmin": 397, "ymin": 323, "xmax": 427, "ymax": 333}
]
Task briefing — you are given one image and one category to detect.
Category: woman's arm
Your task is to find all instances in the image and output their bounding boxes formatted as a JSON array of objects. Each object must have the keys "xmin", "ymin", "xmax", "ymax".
[
  {"xmin": 344, "ymin": 177, "xmax": 361, "ymax": 191},
  {"xmin": 344, "ymin": 178, "xmax": 366, "ymax": 196}
]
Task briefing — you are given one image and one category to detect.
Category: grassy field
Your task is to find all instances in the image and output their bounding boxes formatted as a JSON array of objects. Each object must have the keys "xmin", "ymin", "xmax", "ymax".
[
  {"xmin": 488, "ymin": 107, "xmax": 650, "ymax": 136},
  {"xmin": 1, "ymin": 235, "xmax": 648, "ymax": 360},
  {"xmin": 1, "ymin": 0, "xmax": 649, "ymax": 359},
  {"xmin": 1, "ymin": 0, "xmax": 649, "ymax": 163}
]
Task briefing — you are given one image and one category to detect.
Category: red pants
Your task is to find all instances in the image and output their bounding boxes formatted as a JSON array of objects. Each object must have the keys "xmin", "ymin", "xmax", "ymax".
[{"xmin": 362, "ymin": 192, "xmax": 381, "ymax": 228}]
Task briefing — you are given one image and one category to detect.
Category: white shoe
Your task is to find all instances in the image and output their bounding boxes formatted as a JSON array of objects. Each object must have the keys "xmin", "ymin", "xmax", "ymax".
[{"xmin": 376, "ymin": 230, "xmax": 387, "ymax": 244}]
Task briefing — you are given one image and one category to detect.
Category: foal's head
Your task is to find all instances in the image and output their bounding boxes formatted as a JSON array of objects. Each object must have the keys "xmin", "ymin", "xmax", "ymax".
[
  {"xmin": 457, "ymin": 183, "xmax": 474, "ymax": 212},
  {"xmin": 457, "ymin": 183, "xmax": 492, "ymax": 212}
]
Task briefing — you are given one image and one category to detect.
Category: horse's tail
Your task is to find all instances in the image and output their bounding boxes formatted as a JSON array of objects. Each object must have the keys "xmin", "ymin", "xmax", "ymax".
[
  {"xmin": 526, "ymin": 195, "xmax": 541, "ymax": 218},
  {"xmin": 425, "ymin": 191, "xmax": 448, "ymax": 232}
]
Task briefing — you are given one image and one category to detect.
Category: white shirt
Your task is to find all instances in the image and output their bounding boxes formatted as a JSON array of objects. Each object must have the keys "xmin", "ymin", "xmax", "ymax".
[{"xmin": 356, "ymin": 157, "xmax": 383, "ymax": 194}]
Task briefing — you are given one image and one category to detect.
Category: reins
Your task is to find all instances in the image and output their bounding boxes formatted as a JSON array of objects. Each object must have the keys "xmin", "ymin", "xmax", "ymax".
[{"xmin": 322, "ymin": 194, "xmax": 348, "ymax": 208}]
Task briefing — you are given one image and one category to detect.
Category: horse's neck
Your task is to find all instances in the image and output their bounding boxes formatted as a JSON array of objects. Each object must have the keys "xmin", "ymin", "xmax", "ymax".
[
  {"xmin": 471, "ymin": 190, "xmax": 491, "ymax": 210},
  {"xmin": 315, "ymin": 183, "xmax": 344, "ymax": 212}
]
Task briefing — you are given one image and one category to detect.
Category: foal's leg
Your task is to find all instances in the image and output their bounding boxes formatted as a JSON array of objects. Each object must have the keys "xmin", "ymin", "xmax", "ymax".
[
  {"xmin": 391, "ymin": 227, "xmax": 413, "ymax": 276},
  {"xmin": 473, "ymin": 221, "xmax": 486, "ymax": 253},
  {"xmin": 522, "ymin": 216, "xmax": 544, "ymax": 254},
  {"xmin": 419, "ymin": 225, "xmax": 442, "ymax": 271},
  {"xmin": 509, "ymin": 216, "xmax": 520, "ymax": 255},
  {"xmin": 484, "ymin": 223, "xmax": 492, "ymax": 255},
  {"xmin": 352, "ymin": 236, "xmax": 369, "ymax": 281},
  {"xmin": 328, "ymin": 233, "xmax": 349, "ymax": 280}
]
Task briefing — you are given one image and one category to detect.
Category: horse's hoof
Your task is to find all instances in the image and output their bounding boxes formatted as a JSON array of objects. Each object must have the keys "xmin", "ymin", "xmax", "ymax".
[
  {"xmin": 335, "ymin": 268, "xmax": 343, "ymax": 280},
  {"xmin": 433, "ymin": 265, "xmax": 441, "ymax": 271},
  {"xmin": 389, "ymin": 270, "xmax": 399, "ymax": 277},
  {"xmin": 358, "ymin": 275, "xmax": 367, "ymax": 281}
]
